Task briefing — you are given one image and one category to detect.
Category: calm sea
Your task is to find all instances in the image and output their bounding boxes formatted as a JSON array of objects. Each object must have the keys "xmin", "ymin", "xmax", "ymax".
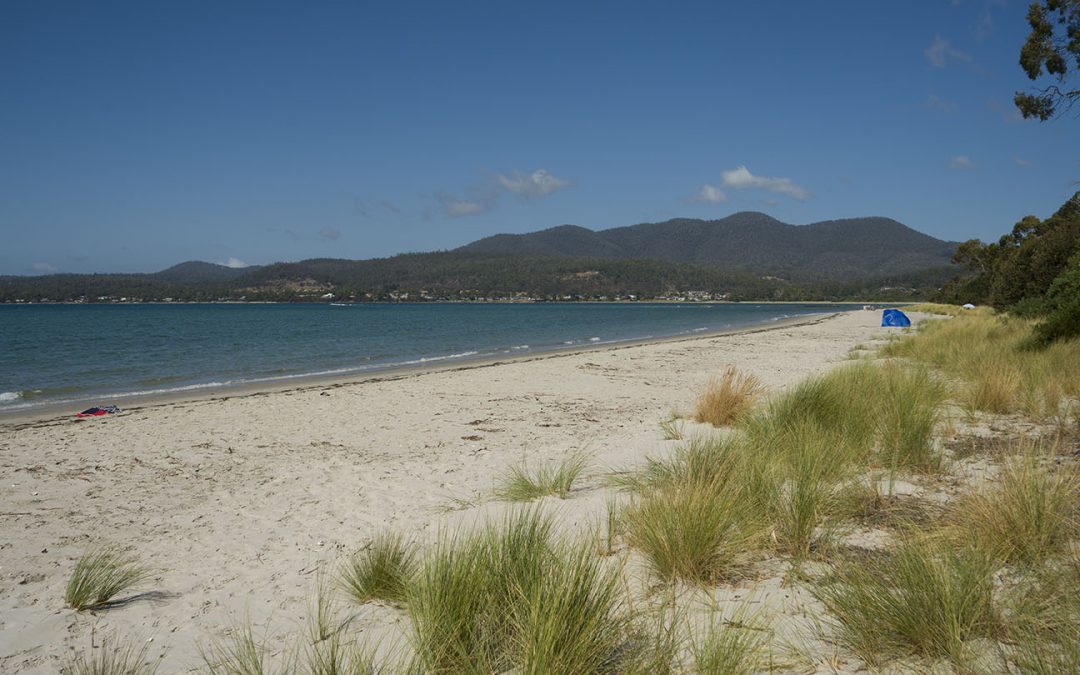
[{"xmin": 0, "ymin": 302, "xmax": 856, "ymax": 410}]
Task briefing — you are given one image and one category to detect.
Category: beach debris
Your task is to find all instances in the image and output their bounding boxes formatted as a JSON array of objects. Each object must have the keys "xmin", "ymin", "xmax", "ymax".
[{"xmin": 76, "ymin": 405, "xmax": 120, "ymax": 418}]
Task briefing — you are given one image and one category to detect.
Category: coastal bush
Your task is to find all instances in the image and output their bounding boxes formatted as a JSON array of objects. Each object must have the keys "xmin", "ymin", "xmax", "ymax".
[
  {"xmin": 65, "ymin": 639, "xmax": 159, "ymax": 675},
  {"xmin": 693, "ymin": 366, "xmax": 764, "ymax": 427},
  {"xmin": 496, "ymin": 450, "xmax": 589, "ymax": 501},
  {"xmin": 406, "ymin": 507, "xmax": 642, "ymax": 674},
  {"xmin": 951, "ymin": 449, "xmax": 1080, "ymax": 566},
  {"xmin": 812, "ymin": 535, "xmax": 999, "ymax": 666},
  {"xmin": 339, "ymin": 533, "xmax": 416, "ymax": 606},
  {"xmin": 64, "ymin": 547, "xmax": 154, "ymax": 611}
]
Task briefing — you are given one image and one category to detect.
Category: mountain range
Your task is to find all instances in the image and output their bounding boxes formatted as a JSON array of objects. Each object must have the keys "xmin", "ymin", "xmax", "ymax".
[
  {"xmin": 0, "ymin": 213, "xmax": 960, "ymax": 302},
  {"xmin": 457, "ymin": 212, "xmax": 957, "ymax": 280}
]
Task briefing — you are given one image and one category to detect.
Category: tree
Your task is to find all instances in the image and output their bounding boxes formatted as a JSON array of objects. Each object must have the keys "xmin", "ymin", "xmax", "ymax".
[{"xmin": 1015, "ymin": 0, "xmax": 1080, "ymax": 120}]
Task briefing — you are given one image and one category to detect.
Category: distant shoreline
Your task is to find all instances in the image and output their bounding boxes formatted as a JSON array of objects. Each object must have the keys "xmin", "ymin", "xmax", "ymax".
[{"xmin": 0, "ymin": 299, "xmax": 886, "ymax": 306}]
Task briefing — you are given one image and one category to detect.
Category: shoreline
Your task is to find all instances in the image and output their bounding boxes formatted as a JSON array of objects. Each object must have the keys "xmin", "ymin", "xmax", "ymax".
[{"xmin": 0, "ymin": 310, "xmax": 847, "ymax": 426}]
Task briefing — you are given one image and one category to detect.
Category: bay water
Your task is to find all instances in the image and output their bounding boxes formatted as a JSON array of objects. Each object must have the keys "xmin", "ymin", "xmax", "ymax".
[{"xmin": 0, "ymin": 302, "xmax": 857, "ymax": 410}]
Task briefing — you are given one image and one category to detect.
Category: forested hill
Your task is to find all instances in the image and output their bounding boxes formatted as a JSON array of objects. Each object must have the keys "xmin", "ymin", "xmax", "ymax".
[
  {"xmin": 0, "ymin": 212, "xmax": 960, "ymax": 303},
  {"xmin": 457, "ymin": 212, "xmax": 957, "ymax": 280}
]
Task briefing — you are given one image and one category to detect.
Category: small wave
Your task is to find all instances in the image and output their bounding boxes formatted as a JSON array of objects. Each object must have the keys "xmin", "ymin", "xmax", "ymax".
[
  {"xmin": 395, "ymin": 350, "xmax": 481, "ymax": 366},
  {"xmin": 0, "ymin": 391, "xmax": 21, "ymax": 403},
  {"xmin": 511, "ymin": 345, "xmax": 530, "ymax": 350},
  {"xmin": 589, "ymin": 337, "xmax": 601, "ymax": 342}
]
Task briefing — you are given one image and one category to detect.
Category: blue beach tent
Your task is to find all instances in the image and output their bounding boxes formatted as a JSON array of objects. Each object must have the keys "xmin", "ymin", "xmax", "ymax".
[{"xmin": 881, "ymin": 309, "xmax": 911, "ymax": 327}]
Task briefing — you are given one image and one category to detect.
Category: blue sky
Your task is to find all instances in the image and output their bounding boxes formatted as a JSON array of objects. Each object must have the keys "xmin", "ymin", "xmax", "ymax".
[{"xmin": 1, "ymin": 0, "xmax": 1077, "ymax": 274}]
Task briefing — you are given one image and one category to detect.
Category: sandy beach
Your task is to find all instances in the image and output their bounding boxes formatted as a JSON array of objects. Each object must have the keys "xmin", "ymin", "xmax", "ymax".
[{"xmin": 0, "ymin": 309, "xmax": 901, "ymax": 672}]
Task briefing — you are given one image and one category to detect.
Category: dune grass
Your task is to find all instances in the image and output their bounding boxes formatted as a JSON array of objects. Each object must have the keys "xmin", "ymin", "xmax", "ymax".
[
  {"xmin": 201, "ymin": 622, "xmax": 273, "ymax": 675},
  {"xmin": 951, "ymin": 448, "xmax": 1080, "ymax": 566},
  {"xmin": 339, "ymin": 533, "xmax": 416, "ymax": 606},
  {"xmin": 65, "ymin": 639, "xmax": 159, "ymax": 675},
  {"xmin": 406, "ymin": 507, "xmax": 645, "ymax": 674},
  {"xmin": 693, "ymin": 366, "xmax": 764, "ymax": 427},
  {"xmin": 811, "ymin": 534, "xmax": 999, "ymax": 667},
  {"xmin": 881, "ymin": 313, "xmax": 1080, "ymax": 420},
  {"xmin": 1003, "ymin": 552, "xmax": 1080, "ymax": 673},
  {"xmin": 64, "ymin": 547, "xmax": 154, "ymax": 611},
  {"xmin": 743, "ymin": 360, "xmax": 946, "ymax": 474},
  {"xmin": 496, "ymin": 450, "xmax": 589, "ymax": 501},
  {"xmin": 624, "ymin": 474, "xmax": 762, "ymax": 584},
  {"xmin": 763, "ymin": 426, "xmax": 859, "ymax": 559},
  {"xmin": 658, "ymin": 415, "xmax": 685, "ymax": 441},
  {"xmin": 906, "ymin": 302, "xmax": 994, "ymax": 317},
  {"xmin": 690, "ymin": 605, "xmax": 772, "ymax": 674},
  {"xmin": 612, "ymin": 435, "xmax": 741, "ymax": 493}
]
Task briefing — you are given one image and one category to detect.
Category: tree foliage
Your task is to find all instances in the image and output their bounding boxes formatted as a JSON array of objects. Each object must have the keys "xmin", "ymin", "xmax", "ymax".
[
  {"xmin": 1016, "ymin": 0, "xmax": 1080, "ymax": 119},
  {"xmin": 939, "ymin": 193, "xmax": 1080, "ymax": 344}
]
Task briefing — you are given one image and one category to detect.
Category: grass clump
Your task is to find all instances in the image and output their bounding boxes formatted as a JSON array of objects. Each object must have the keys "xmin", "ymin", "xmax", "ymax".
[
  {"xmin": 496, "ymin": 450, "xmax": 589, "ymax": 501},
  {"xmin": 339, "ymin": 532, "xmax": 416, "ymax": 606},
  {"xmin": 744, "ymin": 360, "xmax": 946, "ymax": 473},
  {"xmin": 763, "ymin": 425, "xmax": 858, "ymax": 559},
  {"xmin": 690, "ymin": 605, "xmax": 772, "ymax": 674},
  {"xmin": 64, "ymin": 547, "xmax": 154, "ymax": 611},
  {"xmin": 952, "ymin": 449, "xmax": 1080, "ymax": 566},
  {"xmin": 624, "ymin": 475, "xmax": 762, "ymax": 584},
  {"xmin": 407, "ymin": 507, "xmax": 640, "ymax": 674},
  {"xmin": 658, "ymin": 415, "xmax": 684, "ymax": 441},
  {"xmin": 693, "ymin": 366, "xmax": 764, "ymax": 427},
  {"xmin": 1003, "ymin": 552, "xmax": 1080, "ymax": 673},
  {"xmin": 65, "ymin": 639, "xmax": 159, "ymax": 675},
  {"xmin": 812, "ymin": 535, "xmax": 999, "ymax": 666},
  {"xmin": 201, "ymin": 622, "xmax": 273, "ymax": 675},
  {"xmin": 612, "ymin": 435, "xmax": 740, "ymax": 493}
]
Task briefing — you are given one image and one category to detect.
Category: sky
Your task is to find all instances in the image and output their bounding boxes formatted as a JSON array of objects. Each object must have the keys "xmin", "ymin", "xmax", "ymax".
[{"xmin": 1, "ymin": 0, "xmax": 1077, "ymax": 275}]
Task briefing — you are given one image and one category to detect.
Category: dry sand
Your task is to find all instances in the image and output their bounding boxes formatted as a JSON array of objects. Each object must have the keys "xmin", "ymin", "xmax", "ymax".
[{"xmin": 0, "ymin": 309, "xmax": 906, "ymax": 672}]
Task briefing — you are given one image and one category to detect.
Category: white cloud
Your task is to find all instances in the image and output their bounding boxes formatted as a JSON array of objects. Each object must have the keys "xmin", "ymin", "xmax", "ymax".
[
  {"xmin": 1013, "ymin": 156, "xmax": 1033, "ymax": 167},
  {"xmin": 319, "ymin": 227, "xmax": 341, "ymax": 240},
  {"xmin": 31, "ymin": 262, "xmax": 56, "ymax": 274},
  {"xmin": 720, "ymin": 165, "xmax": 808, "ymax": 200},
  {"xmin": 496, "ymin": 169, "xmax": 571, "ymax": 198},
  {"xmin": 926, "ymin": 93, "xmax": 957, "ymax": 113},
  {"xmin": 437, "ymin": 193, "xmax": 489, "ymax": 217},
  {"xmin": 698, "ymin": 184, "xmax": 728, "ymax": 203},
  {"xmin": 924, "ymin": 36, "xmax": 971, "ymax": 68},
  {"xmin": 949, "ymin": 155, "xmax": 976, "ymax": 170},
  {"xmin": 223, "ymin": 257, "xmax": 249, "ymax": 268}
]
